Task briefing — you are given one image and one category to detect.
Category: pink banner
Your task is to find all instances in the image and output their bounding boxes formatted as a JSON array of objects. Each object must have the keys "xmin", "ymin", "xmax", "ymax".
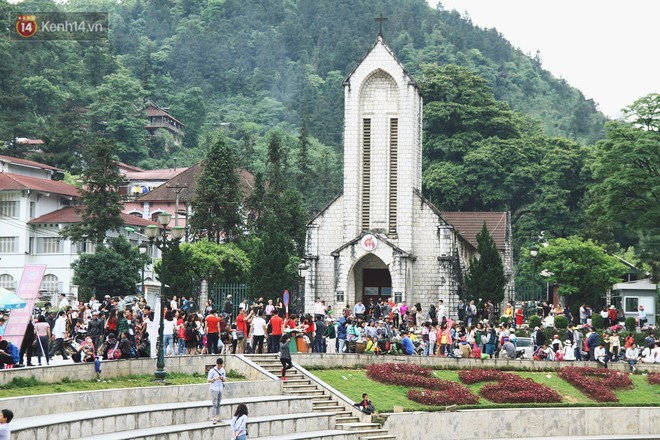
[{"xmin": 3, "ymin": 265, "xmax": 47, "ymax": 348}]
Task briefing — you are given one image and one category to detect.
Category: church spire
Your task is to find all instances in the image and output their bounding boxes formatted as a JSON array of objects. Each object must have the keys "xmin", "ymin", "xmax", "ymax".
[{"xmin": 374, "ymin": 13, "xmax": 388, "ymax": 38}]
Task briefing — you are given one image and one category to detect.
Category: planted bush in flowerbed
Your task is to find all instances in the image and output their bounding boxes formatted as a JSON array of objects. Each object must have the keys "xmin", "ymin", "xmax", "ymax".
[
  {"xmin": 366, "ymin": 363, "xmax": 479, "ymax": 405},
  {"xmin": 648, "ymin": 372, "xmax": 660, "ymax": 385},
  {"xmin": 458, "ymin": 369, "xmax": 561, "ymax": 403},
  {"xmin": 557, "ymin": 366, "xmax": 633, "ymax": 402}
]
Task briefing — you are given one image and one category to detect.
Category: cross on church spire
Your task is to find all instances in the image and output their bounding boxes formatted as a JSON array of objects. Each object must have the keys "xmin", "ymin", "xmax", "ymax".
[{"xmin": 375, "ymin": 13, "xmax": 388, "ymax": 37}]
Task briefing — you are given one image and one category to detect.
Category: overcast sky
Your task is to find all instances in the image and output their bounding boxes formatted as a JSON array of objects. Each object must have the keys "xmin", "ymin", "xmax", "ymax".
[{"xmin": 431, "ymin": 0, "xmax": 659, "ymax": 118}]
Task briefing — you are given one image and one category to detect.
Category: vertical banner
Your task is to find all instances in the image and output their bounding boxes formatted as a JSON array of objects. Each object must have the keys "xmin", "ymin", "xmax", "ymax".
[
  {"xmin": 3, "ymin": 264, "xmax": 47, "ymax": 348},
  {"xmin": 149, "ymin": 296, "xmax": 161, "ymax": 358}
]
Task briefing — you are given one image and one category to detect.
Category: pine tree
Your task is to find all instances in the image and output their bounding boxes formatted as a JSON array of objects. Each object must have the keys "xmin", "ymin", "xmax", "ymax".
[
  {"xmin": 464, "ymin": 222, "xmax": 507, "ymax": 304},
  {"xmin": 61, "ymin": 138, "xmax": 124, "ymax": 245},
  {"xmin": 190, "ymin": 134, "xmax": 243, "ymax": 243}
]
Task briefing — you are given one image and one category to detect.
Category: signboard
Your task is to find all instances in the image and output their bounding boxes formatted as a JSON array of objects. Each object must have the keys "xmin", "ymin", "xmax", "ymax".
[
  {"xmin": 360, "ymin": 234, "xmax": 378, "ymax": 252},
  {"xmin": 3, "ymin": 264, "xmax": 47, "ymax": 348},
  {"xmin": 283, "ymin": 290, "xmax": 290, "ymax": 307}
]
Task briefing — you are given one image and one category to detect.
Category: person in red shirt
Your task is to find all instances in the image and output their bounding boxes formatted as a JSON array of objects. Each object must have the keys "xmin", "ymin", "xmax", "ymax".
[
  {"xmin": 515, "ymin": 307, "xmax": 524, "ymax": 328},
  {"xmin": 268, "ymin": 313, "xmax": 284, "ymax": 353},
  {"xmin": 205, "ymin": 310, "xmax": 221, "ymax": 354},
  {"xmin": 235, "ymin": 309, "xmax": 249, "ymax": 354}
]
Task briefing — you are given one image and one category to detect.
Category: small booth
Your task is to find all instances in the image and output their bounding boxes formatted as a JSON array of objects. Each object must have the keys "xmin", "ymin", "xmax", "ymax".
[{"xmin": 611, "ymin": 278, "xmax": 657, "ymax": 326}]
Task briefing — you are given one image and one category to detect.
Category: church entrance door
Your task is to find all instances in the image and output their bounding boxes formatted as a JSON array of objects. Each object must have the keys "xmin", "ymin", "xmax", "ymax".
[{"xmin": 362, "ymin": 268, "xmax": 392, "ymax": 305}]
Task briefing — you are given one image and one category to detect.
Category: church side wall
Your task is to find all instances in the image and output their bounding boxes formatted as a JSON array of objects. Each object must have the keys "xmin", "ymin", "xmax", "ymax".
[{"xmin": 305, "ymin": 196, "xmax": 345, "ymax": 312}]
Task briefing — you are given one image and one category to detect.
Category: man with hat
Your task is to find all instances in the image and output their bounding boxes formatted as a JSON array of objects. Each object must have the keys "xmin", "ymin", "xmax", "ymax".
[{"xmin": 87, "ymin": 311, "xmax": 104, "ymax": 350}]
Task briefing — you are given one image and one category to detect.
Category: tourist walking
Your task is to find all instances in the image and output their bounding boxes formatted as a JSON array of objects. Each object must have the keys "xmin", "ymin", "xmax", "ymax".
[
  {"xmin": 230, "ymin": 403, "xmax": 248, "ymax": 440},
  {"xmin": 279, "ymin": 333, "xmax": 293, "ymax": 381},
  {"xmin": 207, "ymin": 357, "xmax": 226, "ymax": 424}
]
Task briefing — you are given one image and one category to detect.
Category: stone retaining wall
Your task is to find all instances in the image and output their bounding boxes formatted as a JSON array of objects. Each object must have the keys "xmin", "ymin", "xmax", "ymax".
[
  {"xmin": 382, "ymin": 407, "xmax": 660, "ymax": 440},
  {"xmin": 0, "ymin": 354, "xmax": 271, "ymax": 385}
]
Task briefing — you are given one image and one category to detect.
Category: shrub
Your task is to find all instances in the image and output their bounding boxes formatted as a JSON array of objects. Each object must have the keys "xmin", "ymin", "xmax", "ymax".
[
  {"xmin": 499, "ymin": 315, "xmax": 510, "ymax": 325},
  {"xmin": 554, "ymin": 315, "xmax": 568, "ymax": 329},
  {"xmin": 625, "ymin": 317, "xmax": 637, "ymax": 332},
  {"xmin": 648, "ymin": 373, "xmax": 660, "ymax": 385},
  {"xmin": 558, "ymin": 366, "xmax": 632, "ymax": 402},
  {"xmin": 591, "ymin": 314, "xmax": 604, "ymax": 329},
  {"xmin": 528, "ymin": 315, "xmax": 542, "ymax": 329},
  {"xmin": 458, "ymin": 369, "xmax": 561, "ymax": 404}
]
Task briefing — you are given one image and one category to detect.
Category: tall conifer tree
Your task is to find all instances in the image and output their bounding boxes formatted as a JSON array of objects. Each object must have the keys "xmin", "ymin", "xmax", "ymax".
[
  {"xmin": 464, "ymin": 222, "xmax": 507, "ymax": 304},
  {"xmin": 190, "ymin": 134, "xmax": 243, "ymax": 242}
]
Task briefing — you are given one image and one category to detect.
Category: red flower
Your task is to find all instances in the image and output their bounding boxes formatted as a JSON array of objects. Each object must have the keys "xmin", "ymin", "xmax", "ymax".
[
  {"xmin": 366, "ymin": 363, "xmax": 479, "ymax": 406},
  {"xmin": 458, "ymin": 369, "xmax": 561, "ymax": 403},
  {"xmin": 648, "ymin": 372, "xmax": 660, "ymax": 385},
  {"xmin": 558, "ymin": 366, "xmax": 633, "ymax": 402}
]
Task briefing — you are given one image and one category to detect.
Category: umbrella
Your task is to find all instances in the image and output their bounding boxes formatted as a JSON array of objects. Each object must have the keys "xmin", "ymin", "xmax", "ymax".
[{"xmin": 0, "ymin": 287, "xmax": 26, "ymax": 309}]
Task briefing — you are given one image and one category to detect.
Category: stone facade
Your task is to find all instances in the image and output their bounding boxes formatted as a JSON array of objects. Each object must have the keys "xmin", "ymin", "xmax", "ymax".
[{"xmin": 302, "ymin": 37, "xmax": 513, "ymax": 315}]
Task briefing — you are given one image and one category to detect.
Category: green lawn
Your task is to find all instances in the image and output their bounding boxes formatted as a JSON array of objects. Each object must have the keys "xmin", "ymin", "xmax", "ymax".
[
  {"xmin": 0, "ymin": 371, "xmax": 246, "ymax": 398},
  {"xmin": 313, "ymin": 369, "xmax": 660, "ymax": 412}
]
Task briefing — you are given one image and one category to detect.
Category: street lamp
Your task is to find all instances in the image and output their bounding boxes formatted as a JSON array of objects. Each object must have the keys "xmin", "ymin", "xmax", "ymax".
[
  {"xmin": 529, "ymin": 245, "xmax": 539, "ymax": 303},
  {"xmin": 145, "ymin": 212, "xmax": 184, "ymax": 381},
  {"xmin": 298, "ymin": 259, "xmax": 309, "ymax": 315},
  {"xmin": 138, "ymin": 243, "xmax": 149, "ymax": 295}
]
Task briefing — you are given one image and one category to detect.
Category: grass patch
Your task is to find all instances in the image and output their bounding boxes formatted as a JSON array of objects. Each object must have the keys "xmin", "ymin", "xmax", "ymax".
[
  {"xmin": 0, "ymin": 372, "xmax": 243, "ymax": 398},
  {"xmin": 313, "ymin": 369, "xmax": 660, "ymax": 412}
]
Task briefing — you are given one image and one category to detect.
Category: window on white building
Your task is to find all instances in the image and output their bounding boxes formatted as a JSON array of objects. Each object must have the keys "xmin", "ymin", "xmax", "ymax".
[
  {"xmin": 36, "ymin": 237, "xmax": 63, "ymax": 254},
  {"xmin": 0, "ymin": 237, "xmax": 18, "ymax": 253},
  {"xmin": 30, "ymin": 201, "xmax": 36, "ymax": 219},
  {"xmin": 41, "ymin": 274, "xmax": 60, "ymax": 293},
  {"xmin": 0, "ymin": 201, "xmax": 18, "ymax": 218},
  {"xmin": 0, "ymin": 274, "xmax": 14, "ymax": 290}
]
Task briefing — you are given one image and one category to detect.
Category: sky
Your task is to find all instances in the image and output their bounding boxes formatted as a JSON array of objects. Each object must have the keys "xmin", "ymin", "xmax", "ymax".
[{"xmin": 431, "ymin": 0, "xmax": 660, "ymax": 118}]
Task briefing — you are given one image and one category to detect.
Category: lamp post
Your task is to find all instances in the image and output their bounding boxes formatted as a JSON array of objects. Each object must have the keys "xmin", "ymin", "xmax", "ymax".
[
  {"xmin": 297, "ymin": 259, "xmax": 309, "ymax": 315},
  {"xmin": 145, "ymin": 212, "xmax": 184, "ymax": 381},
  {"xmin": 529, "ymin": 245, "xmax": 539, "ymax": 303},
  {"xmin": 138, "ymin": 243, "xmax": 148, "ymax": 296}
]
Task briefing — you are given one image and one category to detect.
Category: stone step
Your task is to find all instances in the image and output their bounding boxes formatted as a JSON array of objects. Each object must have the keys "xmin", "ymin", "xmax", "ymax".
[
  {"xmin": 12, "ymin": 395, "xmax": 311, "ymax": 440},
  {"xmin": 252, "ymin": 430, "xmax": 355, "ymax": 440},
  {"xmin": 336, "ymin": 416, "xmax": 362, "ymax": 424},
  {"xmin": 313, "ymin": 405, "xmax": 347, "ymax": 412},
  {"xmin": 79, "ymin": 412, "xmax": 336, "ymax": 440},
  {"xmin": 359, "ymin": 435, "xmax": 397, "ymax": 440},
  {"xmin": 336, "ymin": 423, "xmax": 383, "ymax": 431},
  {"xmin": 286, "ymin": 389, "xmax": 326, "ymax": 396},
  {"xmin": 353, "ymin": 429, "xmax": 393, "ymax": 438},
  {"xmin": 284, "ymin": 385, "xmax": 320, "ymax": 392}
]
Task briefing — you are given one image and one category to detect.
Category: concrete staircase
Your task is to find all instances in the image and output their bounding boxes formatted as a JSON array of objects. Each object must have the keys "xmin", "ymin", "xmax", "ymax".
[{"xmin": 245, "ymin": 354, "xmax": 395, "ymax": 440}]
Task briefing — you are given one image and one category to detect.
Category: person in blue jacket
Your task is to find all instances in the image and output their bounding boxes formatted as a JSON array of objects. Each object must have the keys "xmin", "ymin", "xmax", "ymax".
[
  {"xmin": 336, "ymin": 317, "xmax": 347, "ymax": 353},
  {"xmin": 400, "ymin": 331, "xmax": 415, "ymax": 355}
]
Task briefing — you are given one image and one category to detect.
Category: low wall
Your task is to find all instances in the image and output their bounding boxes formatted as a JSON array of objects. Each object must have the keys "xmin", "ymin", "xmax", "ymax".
[
  {"xmin": 292, "ymin": 353, "xmax": 660, "ymax": 373},
  {"xmin": 0, "ymin": 354, "xmax": 272, "ymax": 385},
  {"xmin": 3, "ymin": 379, "xmax": 279, "ymax": 419},
  {"xmin": 382, "ymin": 407, "xmax": 660, "ymax": 440}
]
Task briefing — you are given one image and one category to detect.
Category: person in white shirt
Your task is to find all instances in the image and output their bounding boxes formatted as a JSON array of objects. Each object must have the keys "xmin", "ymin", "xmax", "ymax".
[
  {"xmin": 0, "ymin": 409, "xmax": 14, "ymax": 440},
  {"xmin": 353, "ymin": 301, "xmax": 365, "ymax": 318},
  {"xmin": 250, "ymin": 311, "xmax": 267, "ymax": 354},
  {"xmin": 595, "ymin": 343, "xmax": 608, "ymax": 368},
  {"xmin": 437, "ymin": 300, "xmax": 446, "ymax": 321},
  {"xmin": 58, "ymin": 293, "xmax": 69, "ymax": 310},
  {"xmin": 207, "ymin": 358, "xmax": 226, "ymax": 424},
  {"xmin": 626, "ymin": 344, "xmax": 639, "ymax": 371},
  {"xmin": 230, "ymin": 403, "xmax": 248, "ymax": 440},
  {"xmin": 563, "ymin": 340, "xmax": 576, "ymax": 361},
  {"xmin": 640, "ymin": 344, "xmax": 655, "ymax": 363},
  {"xmin": 313, "ymin": 298, "xmax": 326, "ymax": 317},
  {"xmin": 49, "ymin": 311, "xmax": 69, "ymax": 360},
  {"xmin": 169, "ymin": 296, "xmax": 178, "ymax": 311}
]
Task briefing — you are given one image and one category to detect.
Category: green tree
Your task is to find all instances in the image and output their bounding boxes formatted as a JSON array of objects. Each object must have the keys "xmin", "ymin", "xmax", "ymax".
[
  {"xmin": 72, "ymin": 236, "xmax": 145, "ymax": 302},
  {"xmin": 154, "ymin": 242, "xmax": 191, "ymax": 298},
  {"xmin": 464, "ymin": 223, "xmax": 507, "ymax": 304},
  {"xmin": 89, "ymin": 69, "xmax": 147, "ymax": 163},
  {"xmin": 189, "ymin": 134, "xmax": 243, "ymax": 242},
  {"xmin": 181, "ymin": 239, "xmax": 250, "ymax": 285},
  {"xmin": 536, "ymin": 236, "xmax": 626, "ymax": 306},
  {"xmin": 61, "ymin": 139, "xmax": 124, "ymax": 245}
]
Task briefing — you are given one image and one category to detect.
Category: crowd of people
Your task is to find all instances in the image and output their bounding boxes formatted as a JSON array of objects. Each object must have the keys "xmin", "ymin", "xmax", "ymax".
[{"xmin": 6, "ymin": 292, "xmax": 657, "ymax": 374}]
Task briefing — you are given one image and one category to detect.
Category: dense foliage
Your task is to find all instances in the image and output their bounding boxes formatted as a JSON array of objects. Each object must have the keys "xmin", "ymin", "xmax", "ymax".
[
  {"xmin": 458, "ymin": 369, "xmax": 562, "ymax": 404},
  {"xmin": 557, "ymin": 366, "xmax": 633, "ymax": 402},
  {"xmin": 464, "ymin": 223, "xmax": 507, "ymax": 304}
]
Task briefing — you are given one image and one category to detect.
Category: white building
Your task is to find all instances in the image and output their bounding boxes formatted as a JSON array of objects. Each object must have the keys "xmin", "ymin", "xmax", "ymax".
[
  {"xmin": 0, "ymin": 155, "xmax": 158, "ymax": 299},
  {"xmin": 301, "ymin": 37, "xmax": 513, "ymax": 315}
]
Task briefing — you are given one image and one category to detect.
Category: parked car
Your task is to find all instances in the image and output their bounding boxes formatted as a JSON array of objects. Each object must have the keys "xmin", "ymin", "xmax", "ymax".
[{"xmin": 514, "ymin": 337, "xmax": 534, "ymax": 359}]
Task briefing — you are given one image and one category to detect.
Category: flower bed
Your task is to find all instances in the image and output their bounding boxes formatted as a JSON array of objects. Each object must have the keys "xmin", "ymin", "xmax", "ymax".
[
  {"xmin": 458, "ymin": 369, "xmax": 561, "ymax": 403},
  {"xmin": 366, "ymin": 363, "xmax": 479, "ymax": 405},
  {"xmin": 557, "ymin": 366, "xmax": 633, "ymax": 402},
  {"xmin": 648, "ymin": 372, "xmax": 660, "ymax": 385}
]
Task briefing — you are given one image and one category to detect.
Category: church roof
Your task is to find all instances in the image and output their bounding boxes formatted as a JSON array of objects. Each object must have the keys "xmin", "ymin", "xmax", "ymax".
[
  {"xmin": 440, "ymin": 212, "xmax": 509, "ymax": 252},
  {"xmin": 342, "ymin": 36, "xmax": 419, "ymax": 91},
  {"xmin": 331, "ymin": 231, "xmax": 412, "ymax": 258}
]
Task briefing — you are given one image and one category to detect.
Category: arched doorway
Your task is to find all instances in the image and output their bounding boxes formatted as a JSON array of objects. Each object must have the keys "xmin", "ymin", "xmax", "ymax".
[{"xmin": 351, "ymin": 254, "xmax": 392, "ymax": 306}]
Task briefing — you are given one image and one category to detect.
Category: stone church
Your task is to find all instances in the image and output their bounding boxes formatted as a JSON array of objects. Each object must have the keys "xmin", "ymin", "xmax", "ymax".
[{"xmin": 301, "ymin": 36, "xmax": 514, "ymax": 317}]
